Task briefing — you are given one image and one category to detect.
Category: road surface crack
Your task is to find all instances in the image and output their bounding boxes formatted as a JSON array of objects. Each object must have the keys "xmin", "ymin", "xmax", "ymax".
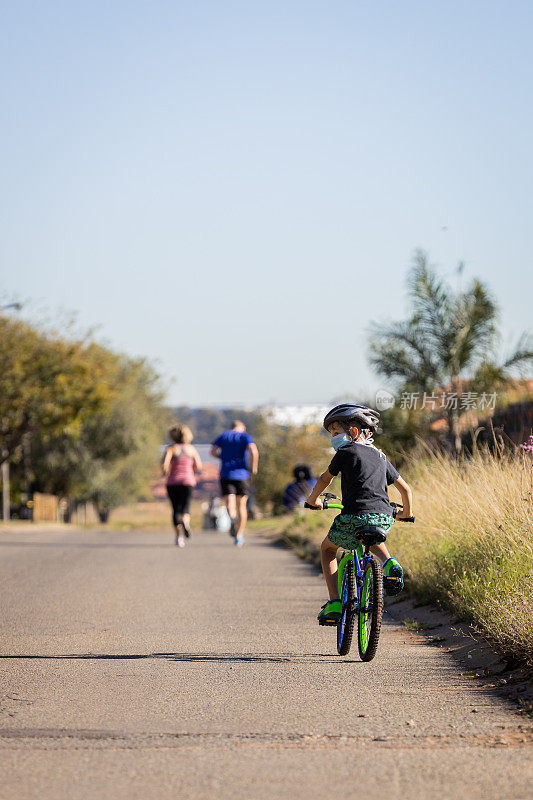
[{"xmin": 0, "ymin": 728, "xmax": 531, "ymax": 751}]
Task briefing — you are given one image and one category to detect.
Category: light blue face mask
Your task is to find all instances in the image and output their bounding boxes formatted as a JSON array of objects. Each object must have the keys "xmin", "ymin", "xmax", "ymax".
[{"xmin": 331, "ymin": 433, "xmax": 352, "ymax": 451}]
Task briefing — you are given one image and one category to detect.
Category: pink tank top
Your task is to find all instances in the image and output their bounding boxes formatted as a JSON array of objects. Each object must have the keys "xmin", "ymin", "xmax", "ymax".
[{"xmin": 166, "ymin": 446, "xmax": 196, "ymax": 487}]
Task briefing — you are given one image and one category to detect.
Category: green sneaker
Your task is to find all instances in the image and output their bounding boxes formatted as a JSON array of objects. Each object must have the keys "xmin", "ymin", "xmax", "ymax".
[
  {"xmin": 317, "ymin": 600, "xmax": 342, "ymax": 626},
  {"xmin": 382, "ymin": 558, "xmax": 404, "ymax": 596}
]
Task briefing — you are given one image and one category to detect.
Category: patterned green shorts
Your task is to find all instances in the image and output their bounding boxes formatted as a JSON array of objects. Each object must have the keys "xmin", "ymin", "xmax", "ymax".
[{"xmin": 327, "ymin": 513, "xmax": 394, "ymax": 550}]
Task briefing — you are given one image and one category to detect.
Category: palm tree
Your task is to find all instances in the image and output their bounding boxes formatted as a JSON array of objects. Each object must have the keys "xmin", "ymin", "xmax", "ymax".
[{"xmin": 368, "ymin": 250, "xmax": 533, "ymax": 452}]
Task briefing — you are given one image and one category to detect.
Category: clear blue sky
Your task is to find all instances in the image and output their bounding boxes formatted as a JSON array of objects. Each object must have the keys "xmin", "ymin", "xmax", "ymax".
[{"xmin": 1, "ymin": 1, "xmax": 531, "ymax": 406}]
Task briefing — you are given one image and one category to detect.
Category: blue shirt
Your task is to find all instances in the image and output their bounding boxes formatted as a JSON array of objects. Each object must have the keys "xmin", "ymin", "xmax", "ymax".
[{"xmin": 212, "ymin": 430, "xmax": 254, "ymax": 480}]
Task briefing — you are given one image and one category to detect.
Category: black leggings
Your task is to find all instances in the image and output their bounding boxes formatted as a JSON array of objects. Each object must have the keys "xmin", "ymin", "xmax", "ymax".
[{"xmin": 167, "ymin": 485, "xmax": 192, "ymax": 527}]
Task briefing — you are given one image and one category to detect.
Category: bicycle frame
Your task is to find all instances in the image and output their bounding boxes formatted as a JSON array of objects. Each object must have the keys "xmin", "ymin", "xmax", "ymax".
[{"xmin": 337, "ymin": 547, "xmax": 372, "ymax": 612}]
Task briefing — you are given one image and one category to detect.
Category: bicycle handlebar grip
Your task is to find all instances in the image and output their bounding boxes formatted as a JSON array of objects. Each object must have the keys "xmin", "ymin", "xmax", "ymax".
[
  {"xmin": 304, "ymin": 502, "xmax": 322, "ymax": 510},
  {"xmin": 399, "ymin": 516, "xmax": 415, "ymax": 523}
]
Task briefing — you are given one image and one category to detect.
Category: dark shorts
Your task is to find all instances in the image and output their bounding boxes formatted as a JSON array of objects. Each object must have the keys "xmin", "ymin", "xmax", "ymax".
[
  {"xmin": 167, "ymin": 484, "xmax": 193, "ymax": 515},
  {"xmin": 220, "ymin": 478, "xmax": 249, "ymax": 497}
]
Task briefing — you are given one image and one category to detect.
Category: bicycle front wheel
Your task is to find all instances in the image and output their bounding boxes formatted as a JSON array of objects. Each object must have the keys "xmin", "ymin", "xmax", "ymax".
[
  {"xmin": 358, "ymin": 557, "xmax": 383, "ymax": 662},
  {"xmin": 337, "ymin": 557, "xmax": 355, "ymax": 656}
]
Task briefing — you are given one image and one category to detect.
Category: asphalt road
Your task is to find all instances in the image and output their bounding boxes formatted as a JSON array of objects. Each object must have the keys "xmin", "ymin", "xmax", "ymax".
[{"xmin": 0, "ymin": 527, "xmax": 531, "ymax": 799}]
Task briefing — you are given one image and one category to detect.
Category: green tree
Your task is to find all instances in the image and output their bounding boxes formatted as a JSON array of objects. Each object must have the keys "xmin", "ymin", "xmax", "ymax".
[
  {"xmin": 83, "ymin": 356, "xmax": 167, "ymax": 517},
  {"xmin": 31, "ymin": 352, "xmax": 167, "ymax": 518},
  {"xmin": 372, "ymin": 405, "xmax": 427, "ymax": 466},
  {"xmin": 1, "ymin": 315, "xmax": 168, "ymax": 519},
  {"xmin": 0, "ymin": 316, "xmax": 110, "ymax": 464},
  {"xmin": 368, "ymin": 251, "xmax": 533, "ymax": 452}
]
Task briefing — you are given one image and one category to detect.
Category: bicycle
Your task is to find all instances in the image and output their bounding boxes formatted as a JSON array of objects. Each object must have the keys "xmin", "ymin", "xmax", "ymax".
[{"xmin": 304, "ymin": 493, "xmax": 415, "ymax": 661}]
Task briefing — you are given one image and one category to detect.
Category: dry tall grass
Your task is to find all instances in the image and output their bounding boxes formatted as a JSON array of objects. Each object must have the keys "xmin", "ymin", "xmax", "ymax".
[{"xmin": 388, "ymin": 451, "xmax": 533, "ymax": 665}]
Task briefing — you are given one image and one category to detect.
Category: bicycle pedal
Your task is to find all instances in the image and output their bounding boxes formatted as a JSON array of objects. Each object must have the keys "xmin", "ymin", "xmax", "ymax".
[{"xmin": 383, "ymin": 576, "xmax": 403, "ymax": 597}]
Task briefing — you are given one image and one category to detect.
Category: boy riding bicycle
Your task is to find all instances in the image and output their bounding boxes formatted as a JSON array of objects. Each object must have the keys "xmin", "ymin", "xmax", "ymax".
[{"xmin": 306, "ymin": 404, "xmax": 414, "ymax": 625}]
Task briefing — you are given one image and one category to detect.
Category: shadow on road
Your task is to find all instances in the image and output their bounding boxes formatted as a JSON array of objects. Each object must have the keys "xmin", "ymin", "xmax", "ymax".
[{"xmin": 0, "ymin": 651, "xmax": 341, "ymax": 663}]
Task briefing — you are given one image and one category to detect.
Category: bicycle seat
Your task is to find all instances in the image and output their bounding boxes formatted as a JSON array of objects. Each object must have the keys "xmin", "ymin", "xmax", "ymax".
[{"xmin": 356, "ymin": 525, "xmax": 388, "ymax": 546}]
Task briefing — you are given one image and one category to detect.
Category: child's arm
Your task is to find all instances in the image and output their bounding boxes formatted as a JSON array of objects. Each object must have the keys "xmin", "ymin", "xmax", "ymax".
[
  {"xmin": 393, "ymin": 476, "xmax": 413, "ymax": 519},
  {"xmin": 306, "ymin": 470, "xmax": 334, "ymax": 509}
]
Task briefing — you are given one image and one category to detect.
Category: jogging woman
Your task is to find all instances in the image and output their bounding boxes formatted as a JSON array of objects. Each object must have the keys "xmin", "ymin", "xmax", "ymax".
[{"xmin": 162, "ymin": 425, "xmax": 202, "ymax": 547}]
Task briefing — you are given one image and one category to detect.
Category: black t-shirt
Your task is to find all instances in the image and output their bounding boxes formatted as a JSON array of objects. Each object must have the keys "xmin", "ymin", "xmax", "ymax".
[{"xmin": 327, "ymin": 443, "xmax": 399, "ymax": 516}]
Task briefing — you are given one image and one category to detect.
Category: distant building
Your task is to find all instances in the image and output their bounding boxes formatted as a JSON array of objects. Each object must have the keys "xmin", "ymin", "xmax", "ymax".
[{"xmin": 262, "ymin": 404, "xmax": 329, "ymax": 427}]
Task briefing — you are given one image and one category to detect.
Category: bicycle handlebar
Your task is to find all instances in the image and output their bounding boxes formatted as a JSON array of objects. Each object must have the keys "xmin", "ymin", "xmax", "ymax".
[
  {"xmin": 304, "ymin": 496, "xmax": 415, "ymax": 522},
  {"xmin": 390, "ymin": 502, "xmax": 415, "ymax": 523}
]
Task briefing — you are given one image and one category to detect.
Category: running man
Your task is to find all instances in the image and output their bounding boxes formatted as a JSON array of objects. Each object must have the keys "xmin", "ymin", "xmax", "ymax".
[{"xmin": 210, "ymin": 420, "xmax": 259, "ymax": 546}]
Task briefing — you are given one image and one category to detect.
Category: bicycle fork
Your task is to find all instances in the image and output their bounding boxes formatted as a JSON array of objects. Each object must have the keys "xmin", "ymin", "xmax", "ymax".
[{"xmin": 338, "ymin": 548, "xmax": 364, "ymax": 615}]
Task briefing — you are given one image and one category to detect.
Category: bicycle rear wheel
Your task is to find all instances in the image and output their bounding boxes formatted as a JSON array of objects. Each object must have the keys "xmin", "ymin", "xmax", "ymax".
[
  {"xmin": 337, "ymin": 557, "xmax": 355, "ymax": 655},
  {"xmin": 358, "ymin": 557, "xmax": 383, "ymax": 662}
]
